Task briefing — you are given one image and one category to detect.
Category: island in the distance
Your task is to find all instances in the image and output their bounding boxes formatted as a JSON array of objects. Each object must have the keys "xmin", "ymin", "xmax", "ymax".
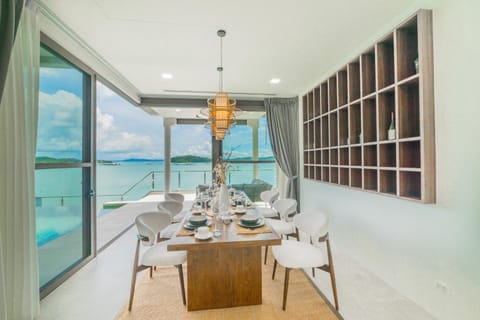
[{"xmin": 171, "ymin": 155, "xmax": 211, "ymax": 163}]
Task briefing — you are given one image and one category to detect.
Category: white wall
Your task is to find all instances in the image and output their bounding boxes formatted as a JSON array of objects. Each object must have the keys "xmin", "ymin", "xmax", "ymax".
[{"xmin": 300, "ymin": 0, "xmax": 480, "ymax": 319}]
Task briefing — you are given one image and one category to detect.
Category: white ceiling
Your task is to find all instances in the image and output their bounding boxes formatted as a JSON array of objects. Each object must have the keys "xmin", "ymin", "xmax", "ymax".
[{"xmin": 42, "ymin": 0, "xmax": 421, "ymax": 98}]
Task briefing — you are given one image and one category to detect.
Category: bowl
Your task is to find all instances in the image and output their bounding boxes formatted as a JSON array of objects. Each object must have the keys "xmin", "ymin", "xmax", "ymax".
[
  {"xmin": 189, "ymin": 216, "xmax": 207, "ymax": 226},
  {"xmin": 240, "ymin": 214, "xmax": 259, "ymax": 226}
]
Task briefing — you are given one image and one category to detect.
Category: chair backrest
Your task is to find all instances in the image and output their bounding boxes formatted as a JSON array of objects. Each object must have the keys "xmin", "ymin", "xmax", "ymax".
[
  {"xmin": 165, "ymin": 192, "xmax": 185, "ymax": 203},
  {"xmin": 260, "ymin": 189, "xmax": 279, "ymax": 206},
  {"xmin": 272, "ymin": 199, "xmax": 297, "ymax": 219},
  {"xmin": 135, "ymin": 211, "xmax": 172, "ymax": 246},
  {"xmin": 293, "ymin": 212, "xmax": 329, "ymax": 241},
  {"xmin": 157, "ymin": 200, "xmax": 183, "ymax": 217}
]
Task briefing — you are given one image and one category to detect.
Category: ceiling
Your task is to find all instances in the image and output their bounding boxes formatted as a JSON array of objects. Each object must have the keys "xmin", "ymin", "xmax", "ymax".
[{"xmin": 40, "ymin": 0, "xmax": 425, "ymax": 102}]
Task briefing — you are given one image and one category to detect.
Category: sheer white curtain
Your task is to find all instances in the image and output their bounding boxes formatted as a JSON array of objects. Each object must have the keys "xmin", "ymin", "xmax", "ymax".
[{"xmin": 0, "ymin": 4, "xmax": 40, "ymax": 320}]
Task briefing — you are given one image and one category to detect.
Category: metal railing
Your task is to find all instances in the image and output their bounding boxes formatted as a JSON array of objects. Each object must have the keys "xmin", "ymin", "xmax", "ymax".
[{"xmin": 36, "ymin": 166, "xmax": 276, "ymax": 207}]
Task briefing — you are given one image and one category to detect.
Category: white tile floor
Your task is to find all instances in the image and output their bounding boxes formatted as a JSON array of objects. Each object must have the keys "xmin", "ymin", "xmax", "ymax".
[{"xmin": 39, "ymin": 209, "xmax": 436, "ymax": 320}]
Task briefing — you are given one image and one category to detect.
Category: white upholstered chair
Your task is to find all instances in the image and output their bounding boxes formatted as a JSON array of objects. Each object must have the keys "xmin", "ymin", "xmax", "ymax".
[
  {"xmin": 264, "ymin": 198, "xmax": 298, "ymax": 264},
  {"xmin": 128, "ymin": 211, "xmax": 187, "ymax": 311},
  {"xmin": 164, "ymin": 192, "xmax": 185, "ymax": 203},
  {"xmin": 255, "ymin": 189, "xmax": 280, "ymax": 219},
  {"xmin": 271, "ymin": 212, "xmax": 339, "ymax": 311},
  {"xmin": 156, "ymin": 200, "xmax": 187, "ymax": 240}
]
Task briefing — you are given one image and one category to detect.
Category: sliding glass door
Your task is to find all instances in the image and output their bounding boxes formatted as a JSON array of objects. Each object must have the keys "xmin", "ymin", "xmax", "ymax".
[{"xmin": 35, "ymin": 43, "xmax": 94, "ymax": 295}]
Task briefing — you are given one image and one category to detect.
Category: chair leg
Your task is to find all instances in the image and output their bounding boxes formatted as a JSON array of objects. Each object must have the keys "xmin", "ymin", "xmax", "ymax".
[
  {"xmin": 177, "ymin": 264, "xmax": 186, "ymax": 306},
  {"xmin": 282, "ymin": 268, "xmax": 291, "ymax": 311},
  {"xmin": 312, "ymin": 267, "xmax": 315, "ymax": 277},
  {"xmin": 272, "ymin": 259, "xmax": 278, "ymax": 280},
  {"xmin": 149, "ymin": 266, "xmax": 153, "ymax": 278},
  {"xmin": 128, "ymin": 239, "xmax": 141, "ymax": 311},
  {"xmin": 264, "ymin": 246, "xmax": 269, "ymax": 264},
  {"xmin": 326, "ymin": 238, "xmax": 339, "ymax": 311}
]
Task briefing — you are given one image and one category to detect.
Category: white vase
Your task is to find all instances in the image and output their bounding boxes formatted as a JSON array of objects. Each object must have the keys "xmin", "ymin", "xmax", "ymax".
[{"xmin": 218, "ymin": 184, "xmax": 230, "ymax": 214}]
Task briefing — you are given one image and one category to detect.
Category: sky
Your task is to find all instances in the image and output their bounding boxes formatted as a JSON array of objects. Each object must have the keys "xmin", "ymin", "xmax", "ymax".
[{"xmin": 37, "ymin": 60, "xmax": 273, "ymax": 161}]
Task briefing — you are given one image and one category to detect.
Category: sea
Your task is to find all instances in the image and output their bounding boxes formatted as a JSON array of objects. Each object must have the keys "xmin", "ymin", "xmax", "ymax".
[{"xmin": 35, "ymin": 161, "xmax": 277, "ymax": 246}]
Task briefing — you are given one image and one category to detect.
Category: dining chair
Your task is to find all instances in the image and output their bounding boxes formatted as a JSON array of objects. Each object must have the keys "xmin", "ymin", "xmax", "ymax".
[
  {"xmin": 165, "ymin": 192, "xmax": 185, "ymax": 203},
  {"xmin": 256, "ymin": 189, "xmax": 280, "ymax": 219},
  {"xmin": 128, "ymin": 211, "xmax": 187, "ymax": 311},
  {"xmin": 156, "ymin": 200, "xmax": 186, "ymax": 241},
  {"xmin": 271, "ymin": 212, "xmax": 339, "ymax": 311},
  {"xmin": 264, "ymin": 198, "xmax": 297, "ymax": 264}
]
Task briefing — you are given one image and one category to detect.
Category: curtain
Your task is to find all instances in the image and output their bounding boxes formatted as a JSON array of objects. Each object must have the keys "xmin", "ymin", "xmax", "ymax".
[
  {"xmin": 0, "ymin": 4, "xmax": 40, "ymax": 320},
  {"xmin": 264, "ymin": 97, "xmax": 300, "ymax": 207},
  {"xmin": 0, "ymin": 0, "xmax": 25, "ymax": 103}
]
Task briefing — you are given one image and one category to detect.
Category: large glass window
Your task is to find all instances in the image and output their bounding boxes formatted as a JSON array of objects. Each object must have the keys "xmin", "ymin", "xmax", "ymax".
[
  {"xmin": 96, "ymin": 81, "xmax": 164, "ymax": 249},
  {"xmin": 171, "ymin": 124, "xmax": 212, "ymax": 190},
  {"xmin": 222, "ymin": 116, "xmax": 276, "ymax": 201},
  {"xmin": 36, "ymin": 44, "xmax": 92, "ymax": 291}
]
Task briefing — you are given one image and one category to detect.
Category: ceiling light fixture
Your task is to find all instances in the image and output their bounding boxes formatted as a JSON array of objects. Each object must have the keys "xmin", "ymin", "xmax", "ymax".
[
  {"xmin": 201, "ymin": 29, "xmax": 241, "ymax": 141},
  {"xmin": 175, "ymin": 108, "xmax": 181, "ymax": 112},
  {"xmin": 269, "ymin": 78, "xmax": 281, "ymax": 84},
  {"xmin": 161, "ymin": 73, "xmax": 173, "ymax": 79}
]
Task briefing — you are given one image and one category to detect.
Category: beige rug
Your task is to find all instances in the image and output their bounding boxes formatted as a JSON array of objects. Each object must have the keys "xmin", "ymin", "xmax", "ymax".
[{"xmin": 117, "ymin": 252, "xmax": 340, "ymax": 320}]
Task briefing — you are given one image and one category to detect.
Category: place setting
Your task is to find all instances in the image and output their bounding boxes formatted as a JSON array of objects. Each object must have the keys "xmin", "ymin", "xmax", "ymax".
[{"xmin": 235, "ymin": 213, "xmax": 272, "ymax": 235}]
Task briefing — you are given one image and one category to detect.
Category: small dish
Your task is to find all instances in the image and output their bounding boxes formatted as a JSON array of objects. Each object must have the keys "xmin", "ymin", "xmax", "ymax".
[
  {"xmin": 238, "ymin": 218, "xmax": 265, "ymax": 229},
  {"xmin": 195, "ymin": 231, "xmax": 213, "ymax": 240}
]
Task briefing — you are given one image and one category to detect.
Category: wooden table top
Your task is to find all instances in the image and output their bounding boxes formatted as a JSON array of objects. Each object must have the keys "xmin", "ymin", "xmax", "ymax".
[{"xmin": 167, "ymin": 210, "xmax": 281, "ymax": 251}]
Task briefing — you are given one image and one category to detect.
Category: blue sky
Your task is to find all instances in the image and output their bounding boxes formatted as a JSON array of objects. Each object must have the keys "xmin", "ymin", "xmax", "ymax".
[{"xmin": 37, "ymin": 66, "xmax": 273, "ymax": 161}]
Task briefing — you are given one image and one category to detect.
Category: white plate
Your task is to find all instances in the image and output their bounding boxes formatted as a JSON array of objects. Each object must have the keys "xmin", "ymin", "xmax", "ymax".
[
  {"xmin": 235, "ymin": 208, "xmax": 247, "ymax": 214},
  {"xmin": 195, "ymin": 231, "xmax": 213, "ymax": 240}
]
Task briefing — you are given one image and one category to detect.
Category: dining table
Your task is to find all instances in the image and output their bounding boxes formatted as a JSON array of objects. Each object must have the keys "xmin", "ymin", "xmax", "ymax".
[{"xmin": 167, "ymin": 198, "xmax": 281, "ymax": 311}]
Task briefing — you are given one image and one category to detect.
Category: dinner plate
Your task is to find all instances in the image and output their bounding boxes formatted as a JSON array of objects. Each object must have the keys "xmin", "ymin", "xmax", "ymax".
[
  {"xmin": 234, "ymin": 208, "xmax": 247, "ymax": 214},
  {"xmin": 183, "ymin": 220, "xmax": 211, "ymax": 230},
  {"xmin": 237, "ymin": 218, "xmax": 265, "ymax": 229},
  {"xmin": 195, "ymin": 231, "xmax": 213, "ymax": 240}
]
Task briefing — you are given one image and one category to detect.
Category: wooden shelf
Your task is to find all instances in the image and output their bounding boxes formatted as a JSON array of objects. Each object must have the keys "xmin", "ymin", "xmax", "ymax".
[{"xmin": 302, "ymin": 10, "xmax": 435, "ymax": 203}]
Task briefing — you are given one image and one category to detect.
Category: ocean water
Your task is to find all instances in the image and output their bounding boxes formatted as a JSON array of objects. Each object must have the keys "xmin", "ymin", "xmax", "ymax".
[{"xmin": 35, "ymin": 161, "xmax": 276, "ymax": 246}]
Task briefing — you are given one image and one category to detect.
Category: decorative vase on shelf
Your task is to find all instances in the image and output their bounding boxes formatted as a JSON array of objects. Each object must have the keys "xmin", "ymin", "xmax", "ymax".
[{"xmin": 388, "ymin": 111, "xmax": 396, "ymax": 140}]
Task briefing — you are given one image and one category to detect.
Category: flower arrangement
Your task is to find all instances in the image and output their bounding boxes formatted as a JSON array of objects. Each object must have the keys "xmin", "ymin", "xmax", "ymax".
[{"xmin": 213, "ymin": 156, "xmax": 230, "ymax": 185}]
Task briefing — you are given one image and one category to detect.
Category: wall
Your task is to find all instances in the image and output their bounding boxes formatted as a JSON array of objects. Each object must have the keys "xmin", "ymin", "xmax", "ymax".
[{"xmin": 300, "ymin": 0, "xmax": 480, "ymax": 319}]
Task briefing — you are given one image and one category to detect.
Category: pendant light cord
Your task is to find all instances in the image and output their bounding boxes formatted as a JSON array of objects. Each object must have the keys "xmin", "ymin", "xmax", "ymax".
[{"xmin": 219, "ymin": 35, "xmax": 223, "ymax": 92}]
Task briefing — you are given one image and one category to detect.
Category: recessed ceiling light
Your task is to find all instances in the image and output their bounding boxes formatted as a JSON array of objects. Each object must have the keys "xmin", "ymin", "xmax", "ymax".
[
  {"xmin": 269, "ymin": 78, "xmax": 281, "ymax": 84},
  {"xmin": 175, "ymin": 108, "xmax": 181, "ymax": 112},
  {"xmin": 161, "ymin": 73, "xmax": 173, "ymax": 79}
]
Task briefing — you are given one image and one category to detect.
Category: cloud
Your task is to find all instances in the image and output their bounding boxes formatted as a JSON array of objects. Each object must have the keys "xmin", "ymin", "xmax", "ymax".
[{"xmin": 40, "ymin": 68, "xmax": 60, "ymax": 78}]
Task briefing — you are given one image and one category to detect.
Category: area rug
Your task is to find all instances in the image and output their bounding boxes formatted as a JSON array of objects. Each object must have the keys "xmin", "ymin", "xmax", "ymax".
[{"xmin": 116, "ymin": 252, "xmax": 340, "ymax": 320}]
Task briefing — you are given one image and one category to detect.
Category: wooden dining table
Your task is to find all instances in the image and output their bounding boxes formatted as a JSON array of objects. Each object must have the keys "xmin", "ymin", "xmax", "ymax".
[{"xmin": 167, "ymin": 207, "xmax": 281, "ymax": 311}]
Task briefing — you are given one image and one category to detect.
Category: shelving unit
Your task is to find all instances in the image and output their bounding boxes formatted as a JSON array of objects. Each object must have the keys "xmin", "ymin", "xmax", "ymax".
[{"xmin": 302, "ymin": 9, "xmax": 435, "ymax": 203}]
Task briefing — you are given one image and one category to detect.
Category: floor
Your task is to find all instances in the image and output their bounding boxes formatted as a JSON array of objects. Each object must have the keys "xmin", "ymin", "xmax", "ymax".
[{"xmin": 39, "ymin": 196, "xmax": 436, "ymax": 320}]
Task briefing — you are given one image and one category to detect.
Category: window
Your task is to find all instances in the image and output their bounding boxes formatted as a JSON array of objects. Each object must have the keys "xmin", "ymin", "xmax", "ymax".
[{"xmin": 36, "ymin": 44, "xmax": 92, "ymax": 292}]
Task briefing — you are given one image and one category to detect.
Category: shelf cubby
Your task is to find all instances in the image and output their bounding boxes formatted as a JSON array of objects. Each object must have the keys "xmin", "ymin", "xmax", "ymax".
[
  {"xmin": 351, "ymin": 146, "xmax": 362, "ymax": 166},
  {"xmin": 339, "ymin": 108, "xmax": 348, "ymax": 146},
  {"xmin": 328, "ymin": 76, "xmax": 338, "ymax": 110},
  {"xmin": 340, "ymin": 147, "xmax": 349, "ymax": 166},
  {"xmin": 330, "ymin": 112, "xmax": 338, "ymax": 146},
  {"xmin": 338, "ymin": 69, "xmax": 348, "ymax": 106},
  {"xmin": 349, "ymin": 103, "xmax": 361, "ymax": 144},
  {"xmin": 378, "ymin": 90, "xmax": 396, "ymax": 141},
  {"xmin": 348, "ymin": 60, "xmax": 361, "ymax": 102},
  {"xmin": 361, "ymin": 49, "xmax": 376, "ymax": 96},
  {"xmin": 331, "ymin": 148, "xmax": 338, "ymax": 166},
  {"xmin": 397, "ymin": 16, "xmax": 419, "ymax": 81},
  {"xmin": 303, "ymin": 95, "xmax": 308, "ymax": 122},
  {"xmin": 340, "ymin": 168, "xmax": 349, "ymax": 186},
  {"xmin": 364, "ymin": 169, "xmax": 378, "ymax": 191},
  {"xmin": 362, "ymin": 98, "xmax": 377, "ymax": 143},
  {"xmin": 322, "ymin": 166, "xmax": 330, "ymax": 182},
  {"xmin": 322, "ymin": 150, "xmax": 329, "ymax": 165},
  {"xmin": 377, "ymin": 34, "xmax": 395, "ymax": 89},
  {"xmin": 321, "ymin": 116, "xmax": 329, "ymax": 147},
  {"xmin": 315, "ymin": 166, "xmax": 322, "ymax": 181},
  {"xmin": 302, "ymin": 10, "xmax": 434, "ymax": 203},
  {"xmin": 379, "ymin": 143, "xmax": 396, "ymax": 167},
  {"xmin": 400, "ymin": 171, "xmax": 421, "ymax": 199},
  {"xmin": 380, "ymin": 170, "xmax": 397, "ymax": 195},
  {"xmin": 364, "ymin": 145, "xmax": 377, "ymax": 167},
  {"xmin": 398, "ymin": 79, "xmax": 420, "ymax": 139},
  {"xmin": 321, "ymin": 82, "xmax": 328, "ymax": 114},
  {"xmin": 351, "ymin": 169, "xmax": 362, "ymax": 188},
  {"xmin": 399, "ymin": 141, "xmax": 421, "ymax": 168},
  {"xmin": 314, "ymin": 118, "xmax": 321, "ymax": 148},
  {"xmin": 331, "ymin": 167, "xmax": 339, "ymax": 184},
  {"xmin": 314, "ymin": 86, "xmax": 321, "ymax": 117}
]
